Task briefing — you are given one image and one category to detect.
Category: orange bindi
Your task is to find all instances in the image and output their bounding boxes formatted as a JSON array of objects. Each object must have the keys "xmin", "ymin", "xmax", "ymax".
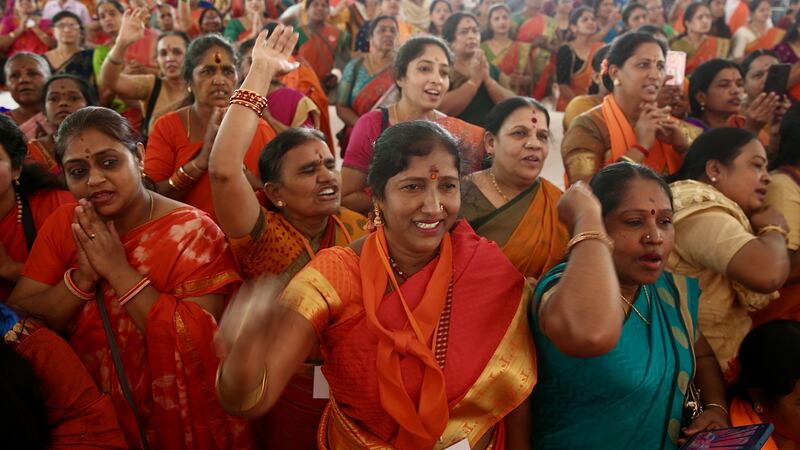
[{"xmin": 429, "ymin": 165, "xmax": 439, "ymax": 180}]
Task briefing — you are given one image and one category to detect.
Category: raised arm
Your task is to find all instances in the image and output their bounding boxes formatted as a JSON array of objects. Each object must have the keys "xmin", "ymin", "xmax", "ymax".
[
  {"xmin": 537, "ymin": 182, "xmax": 623, "ymax": 357},
  {"xmin": 176, "ymin": 0, "xmax": 193, "ymax": 32},
  {"xmin": 209, "ymin": 26, "xmax": 299, "ymax": 238},
  {"xmin": 99, "ymin": 8, "xmax": 157, "ymax": 101}
]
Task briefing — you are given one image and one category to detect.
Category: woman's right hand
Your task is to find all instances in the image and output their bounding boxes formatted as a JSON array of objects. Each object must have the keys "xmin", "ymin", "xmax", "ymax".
[
  {"xmin": 743, "ymin": 92, "xmax": 781, "ymax": 132},
  {"xmin": 71, "ymin": 226, "xmax": 100, "ymax": 291},
  {"xmin": 558, "ymin": 181, "xmax": 603, "ymax": 233},
  {"xmin": 468, "ymin": 52, "xmax": 484, "ymax": 84},
  {"xmin": 634, "ymin": 103, "xmax": 667, "ymax": 149},
  {"xmin": 196, "ymin": 106, "xmax": 227, "ymax": 169},
  {"xmin": 117, "ymin": 7, "xmax": 148, "ymax": 48},
  {"xmin": 750, "ymin": 205, "xmax": 789, "ymax": 234}
]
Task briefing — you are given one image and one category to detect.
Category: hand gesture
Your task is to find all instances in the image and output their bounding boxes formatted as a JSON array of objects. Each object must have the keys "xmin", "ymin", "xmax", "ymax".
[
  {"xmin": 467, "ymin": 51, "xmax": 483, "ymax": 84},
  {"xmin": 634, "ymin": 103, "xmax": 670, "ymax": 149},
  {"xmin": 772, "ymin": 94, "xmax": 791, "ymax": 125},
  {"xmin": 744, "ymin": 92, "xmax": 781, "ymax": 132},
  {"xmin": 558, "ymin": 181, "xmax": 603, "ymax": 233},
  {"xmin": 479, "ymin": 52, "xmax": 491, "ymax": 82},
  {"xmin": 655, "ymin": 116, "xmax": 689, "ymax": 150},
  {"xmin": 750, "ymin": 205, "xmax": 789, "ymax": 233},
  {"xmin": 250, "ymin": 25, "xmax": 300, "ymax": 78},
  {"xmin": 71, "ymin": 199, "xmax": 132, "ymax": 282},
  {"xmin": 196, "ymin": 106, "xmax": 228, "ymax": 168},
  {"xmin": 117, "ymin": 7, "xmax": 148, "ymax": 48}
]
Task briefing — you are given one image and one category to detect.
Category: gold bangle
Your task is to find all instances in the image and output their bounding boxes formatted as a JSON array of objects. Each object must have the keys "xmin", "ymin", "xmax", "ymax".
[
  {"xmin": 567, "ymin": 231, "xmax": 614, "ymax": 253},
  {"xmin": 108, "ymin": 56, "xmax": 124, "ymax": 66},
  {"xmin": 703, "ymin": 403, "xmax": 729, "ymax": 417},
  {"xmin": 190, "ymin": 160, "xmax": 204, "ymax": 174},
  {"xmin": 215, "ymin": 360, "xmax": 268, "ymax": 413},
  {"xmin": 757, "ymin": 224, "xmax": 788, "ymax": 239},
  {"xmin": 178, "ymin": 165, "xmax": 199, "ymax": 182},
  {"xmin": 618, "ymin": 155, "xmax": 635, "ymax": 163}
]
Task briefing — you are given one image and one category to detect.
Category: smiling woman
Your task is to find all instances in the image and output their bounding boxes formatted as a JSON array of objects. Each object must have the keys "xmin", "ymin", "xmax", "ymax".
[
  {"xmin": 7, "ymin": 106, "xmax": 254, "ymax": 449},
  {"xmin": 144, "ymin": 34, "xmax": 276, "ymax": 220}
]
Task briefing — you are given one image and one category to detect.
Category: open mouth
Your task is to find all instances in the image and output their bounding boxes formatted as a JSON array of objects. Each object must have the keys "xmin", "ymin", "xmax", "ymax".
[
  {"xmin": 414, "ymin": 219, "xmax": 442, "ymax": 231},
  {"xmin": 317, "ymin": 185, "xmax": 339, "ymax": 200},
  {"xmin": 89, "ymin": 190, "xmax": 115, "ymax": 205},
  {"xmin": 638, "ymin": 253, "xmax": 663, "ymax": 270}
]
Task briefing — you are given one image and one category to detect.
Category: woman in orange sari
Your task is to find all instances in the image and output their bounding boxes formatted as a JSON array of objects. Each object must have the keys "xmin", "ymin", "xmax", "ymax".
[
  {"xmin": 562, "ymin": 32, "xmax": 688, "ymax": 185},
  {"xmin": 731, "ymin": 321, "xmax": 800, "ymax": 449},
  {"xmin": 461, "ymin": 97, "xmax": 567, "ymax": 280},
  {"xmin": 297, "ymin": 0, "xmax": 350, "ymax": 88},
  {"xmin": 145, "ymin": 35, "xmax": 276, "ymax": 221},
  {"xmin": 342, "ymin": 36, "xmax": 486, "ymax": 215},
  {"xmin": 555, "ymin": 7, "xmax": 604, "ymax": 111},
  {"xmin": 670, "ymin": 2, "xmax": 731, "ymax": 75},
  {"xmin": 27, "ymin": 74, "xmax": 92, "ymax": 175},
  {"xmin": 336, "ymin": 15, "xmax": 398, "ymax": 153},
  {"xmin": 482, "ymin": 4, "xmax": 534, "ymax": 95},
  {"xmin": 0, "ymin": 116, "xmax": 72, "ymax": 302},
  {"xmin": 215, "ymin": 68, "xmax": 534, "ymax": 448},
  {"xmin": 8, "ymin": 106, "xmax": 254, "ymax": 450},
  {"xmin": 209, "ymin": 28, "xmax": 366, "ymax": 448},
  {"xmin": 730, "ymin": 0, "xmax": 785, "ymax": 59}
]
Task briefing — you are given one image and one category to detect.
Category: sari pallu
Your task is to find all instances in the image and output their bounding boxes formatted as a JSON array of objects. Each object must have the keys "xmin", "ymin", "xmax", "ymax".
[
  {"xmin": 298, "ymin": 24, "xmax": 344, "ymax": 83},
  {"xmin": 671, "ymin": 36, "xmax": 731, "ymax": 75},
  {"xmin": 20, "ymin": 205, "xmax": 254, "ymax": 449},
  {"xmin": 482, "ymin": 41, "xmax": 533, "ymax": 96},
  {"xmin": 745, "ymin": 27, "xmax": 785, "ymax": 53},
  {"xmin": 463, "ymin": 178, "xmax": 568, "ymax": 280},
  {"xmin": 280, "ymin": 220, "xmax": 536, "ymax": 449},
  {"xmin": 531, "ymin": 266, "xmax": 700, "ymax": 449},
  {"xmin": 338, "ymin": 61, "xmax": 395, "ymax": 151},
  {"xmin": 601, "ymin": 94, "xmax": 684, "ymax": 175}
]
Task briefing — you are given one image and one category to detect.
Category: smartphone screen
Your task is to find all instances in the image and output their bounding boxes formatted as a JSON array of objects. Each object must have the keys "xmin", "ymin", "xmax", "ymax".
[
  {"xmin": 665, "ymin": 51, "xmax": 687, "ymax": 87},
  {"xmin": 763, "ymin": 63, "xmax": 791, "ymax": 96},
  {"xmin": 680, "ymin": 424, "xmax": 774, "ymax": 450}
]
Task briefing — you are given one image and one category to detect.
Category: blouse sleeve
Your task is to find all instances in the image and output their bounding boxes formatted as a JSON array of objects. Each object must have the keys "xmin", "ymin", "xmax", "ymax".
[
  {"xmin": 555, "ymin": 45, "xmax": 574, "ymax": 85},
  {"xmin": 560, "ymin": 112, "xmax": 605, "ymax": 183},
  {"xmin": 764, "ymin": 173, "xmax": 800, "ymax": 251},
  {"xmin": 673, "ymin": 209, "xmax": 757, "ymax": 275},
  {"xmin": 342, "ymin": 110, "xmax": 382, "ymax": 172},
  {"xmin": 20, "ymin": 205, "xmax": 75, "ymax": 286}
]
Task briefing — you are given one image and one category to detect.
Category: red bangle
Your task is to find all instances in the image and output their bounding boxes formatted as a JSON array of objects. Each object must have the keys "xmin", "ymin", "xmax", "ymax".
[
  {"xmin": 117, "ymin": 277, "xmax": 151, "ymax": 307},
  {"xmin": 631, "ymin": 144, "xmax": 650, "ymax": 159},
  {"xmin": 64, "ymin": 268, "xmax": 94, "ymax": 301}
]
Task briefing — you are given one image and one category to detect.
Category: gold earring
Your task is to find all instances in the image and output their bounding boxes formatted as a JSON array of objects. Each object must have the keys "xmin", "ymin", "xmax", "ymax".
[
  {"xmin": 710, "ymin": 177, "xmax": 717, "ymax": 183},
  {"xmin": 276, "ymin": 200, "xmax": 285, "ymax": 207},
  {"xmin": 753, "ymin": 402, "xmax": 764, "ymax": 414},
  {"xmin": 373, "ymin": 204, "xmax": 383, "ymax": 227}
]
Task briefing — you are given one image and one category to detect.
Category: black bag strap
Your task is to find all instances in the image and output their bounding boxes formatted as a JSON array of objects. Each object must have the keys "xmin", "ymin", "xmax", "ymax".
[
  {"xmin": 18, "ymin": 193, "xmax": 36, "ymax": 251},
  {"xmin": 141, "ymin": 77, "xmax": 163, "ymax": 139},
  {"xmin": 95, "ymin": 288, "xmax": 151, "ymax": 450}
]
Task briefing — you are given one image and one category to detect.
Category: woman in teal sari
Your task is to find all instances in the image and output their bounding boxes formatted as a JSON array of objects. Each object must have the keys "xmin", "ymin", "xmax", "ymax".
[{"xmin": 531, "ymin": 163, "xmax": 728, "ymax": 449}]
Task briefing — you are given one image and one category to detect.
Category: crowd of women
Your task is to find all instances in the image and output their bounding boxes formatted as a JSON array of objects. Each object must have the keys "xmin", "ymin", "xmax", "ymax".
[{"xmin": 1, "ymin": 0, "xmax": 799, "ymax": 448}]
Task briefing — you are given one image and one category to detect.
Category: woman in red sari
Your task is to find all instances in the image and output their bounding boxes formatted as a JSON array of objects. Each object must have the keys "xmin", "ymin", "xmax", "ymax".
[
  {"xmin": 336, "ymin": 15, "xmax": 398, "ymax": 153},
  {"xmin": 210, "ymin": 27, "xmax": 367, "ymax": 448},
  {"xmin": 2, "ymin": 52, "xmax": 51, "ymax": 141},
  {"xmin": 145, "ymin": 34, "xmax": 276, "ymax": 221},
  {"xmin": 215, "ymin": 35, "xmax": 534, "ymax": 446},
  {"xmin": 342, "ymin": 36, "xmax": 486, "ymax": 214},
  {"xmin": 482, "ymin": 4, "xmax": 534, "ymax": 95},
  {"xmin": 8, "ymin": 106, "xmax": 254, "ymax": 450},
  {"xmin": 0, "ymin": 115, "xmax": 72, "ymax": 302},
  {"xmin": 0, "ymin": 0, "xmax": 54, "ymax": 56},
  {"xmin": 297, "ymin": 0, "xmax": 350, "ymax": 89}
]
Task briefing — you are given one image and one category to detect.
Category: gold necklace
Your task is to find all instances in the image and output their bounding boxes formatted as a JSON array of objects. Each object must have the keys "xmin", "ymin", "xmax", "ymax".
[
  {"xmin": 488, "ymin": 170, "xmax": 509, "ymax": 202},
  {"xmin": 621, "ymin": 287, "xmax": 651, "ymax": 325}
]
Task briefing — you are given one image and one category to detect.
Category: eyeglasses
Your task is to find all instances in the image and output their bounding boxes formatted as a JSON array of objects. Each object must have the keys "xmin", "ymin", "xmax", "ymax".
[{"xmin": 55, "ymin": 22, "xmax": 81, "ymax": 30}]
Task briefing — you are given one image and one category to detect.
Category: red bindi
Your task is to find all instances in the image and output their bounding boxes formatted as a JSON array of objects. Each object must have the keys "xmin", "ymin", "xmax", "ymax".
[
  {"xmin": 651, "ymin": 209, "xmax": 656, "ymax": 215},
  {"xmin": 429, "ymin": 165, "xmax": 439, "ymax": 180},
  {"xmin": 531, "ymin": 117, "xmax": 538, "ymax": 124},
  {"xmin": 214, "ymin": 51, "xmax": 222, "ymax": 65}
]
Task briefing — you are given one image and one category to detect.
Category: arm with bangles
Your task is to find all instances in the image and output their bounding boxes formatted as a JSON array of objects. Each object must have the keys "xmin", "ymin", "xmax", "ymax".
[
  {"xmin": 99, "ymin": 7, "xmax": 157, "ymax": 102},
  {"xmin": 9, "ymin": 200, "xmax": 223, "ymax": 333},
  {"xmin": 680, "ymin": 332, "xmax": 729, "ymax": 443},
  {"xmin": 209, "ymin": 28, "xmax": 300, "ymax": 238}
]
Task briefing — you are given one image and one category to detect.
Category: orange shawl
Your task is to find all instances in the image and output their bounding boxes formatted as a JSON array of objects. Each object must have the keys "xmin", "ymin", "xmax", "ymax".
[
  {"xmin": 728, "ymin": 1, "xmax": 750, "ymax": 34},
  {"xmin": 437, "ymin": 116, "xmax": 486, "ymax": 173},
  {"xmin": 502, "ymin": 179, "xmax": 568, "ymax": 279},
  {"xmin": 21, "ymin": 205, "xmax": 253, "ymax": 450},
  {"xmin": 601, "ymin": 94, "xmax": 684, "ymax": 175},
  {"xmin": 144, "ymin": 111, "xmax": 276, "ymax": 221},
  {"xmin": 730, "ymin": 398, "xmax": 778, "ymax": 450},
  {"xmin": 746, "ymin": 27, "xmax": 785, "ymax": 53},
  {"xmin": 556, "ymin": 42, "xmax": 603, "ymax": 111}
]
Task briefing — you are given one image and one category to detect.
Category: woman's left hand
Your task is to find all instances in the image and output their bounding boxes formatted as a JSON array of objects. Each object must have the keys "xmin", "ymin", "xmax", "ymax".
[
  {"xmin": 679, "ymin": 408, "xmax": 729, "ymax": 445},
  {"xmin": 72, "ymin": 199, "xmax": 131, "ymax": 281},
  {"xmin": 655, "ymin": 116, "xmax": 689, "ymax": 150}
]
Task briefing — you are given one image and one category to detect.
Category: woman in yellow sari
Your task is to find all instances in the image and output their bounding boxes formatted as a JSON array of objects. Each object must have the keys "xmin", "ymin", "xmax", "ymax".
[
  {"xmin": 481, "ymin": 4, "xmax": 534, "ymax": 95},
  {"xmin": 670, "ymin": 2, "xmax": 731, "ymax": 75},
  {"xmin": 562, "ymin": 31, "xmax": 688, "ymax": 185},
  {"xmin": 214, "ymin": 31, "xmax": 535, "ymax": 448},
  {"xmin": 730, "ymin": 0, "xmax": 785, "ymax": 60},
  {"xmin": 461, "ymin": 97, "xmax": 567, "ymax": 280},
  {"xmin": 208, "ymin": 26, "xmax": 367, "ymax": 450},
  {"xmin": 666, "ymin": 128, "xmax": 790, "ymax": 381}
]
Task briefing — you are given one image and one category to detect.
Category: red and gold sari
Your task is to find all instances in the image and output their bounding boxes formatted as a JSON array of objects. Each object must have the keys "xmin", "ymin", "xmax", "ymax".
[
  {"xmin": 281, "ymin": 221, "xmax": 536, "ymax": 448},
  {"xmin": 229, "ymin": 205, "xmax": 366, "ymax": 450},
  {"xmin": 20, "ymin": 204, "xmax": 253, "ymax": 450},
  {"xmin": 745, "ymin": 27, "xmax": 785, "ymax": 53},
  {"xmin": 671, "ymin": 36, "xmax": 731, "ymax": 75},
  {"xmin": 26, "ymin": 139, "xmax": 60, "ymax": 175},
  {"xmin": 517, "ymin": 15, "xmax": 558, "ymax": 99}
]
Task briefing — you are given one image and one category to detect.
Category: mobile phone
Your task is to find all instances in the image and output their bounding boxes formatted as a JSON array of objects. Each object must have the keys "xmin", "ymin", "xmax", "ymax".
[
  {"xmin": 679, "ymin": 423, "xmax": 774, "ymax": 450},
  {"xmin": 665, "ymin": 50, "xmax": 687, "ymax": 87},
  {"xmin": 763, "ymin": 63, "xmax": 791, "ymax": 96}
]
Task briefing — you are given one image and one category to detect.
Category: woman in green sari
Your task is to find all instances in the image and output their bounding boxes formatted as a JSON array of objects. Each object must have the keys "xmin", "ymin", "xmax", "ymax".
[
  {"xmin": 460, "ymin": 96, "xmax": 568, "ymax": 280},
  {"xmin": 531, "ymin": 163, "xmax": 729, "ymax": 449}
]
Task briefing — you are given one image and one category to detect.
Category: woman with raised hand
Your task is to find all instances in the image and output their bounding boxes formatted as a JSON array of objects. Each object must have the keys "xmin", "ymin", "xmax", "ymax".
[
  {"xmin": 8, "ymin": 106, "xmax": 254, "ymax": 449},
  {"xmin": 144, "ymin": 34, "xmax": 276, "ymax": 220},
  {"xmin": 561, "ymin": 31, "xmax": 688, "ymax": 185},
  {"xmin": 44, "ymin": 11, "xmax": 95, "ymax": 84},
  {"xmin": 667, "ymin": 127, "xmax": 790, "ymax": 381},
  {"xmin": 216, "ymin": 105, "xmax": 535, "ymax": 450},
  {"xmin": 341, "ymin": 35, "xmax": 485, "ymax": 214},
  {"xmin": 532, "ymin": 163, "xmax": 728, "ymax": 449},
  {"xmin": 209, "ymin": 25, "xmax": 366, "ymax": 448},
  {"xmin": 28, "ymin": 74, "xmax": 92, "ymax": 174},
  {"xmin": 460, "ymin": 97, "xmax": 567, "ymax": 280},
  {"xmin": 0, "ymin": 116, "xmax": 72, "ymax": 301},
  {"xmin": 670, "ymin": 2, "xmax": 730, "ymax": 75},
  {"xmin": 100, "ymin": 7, "xmax": 190, "ymax": 140}
]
